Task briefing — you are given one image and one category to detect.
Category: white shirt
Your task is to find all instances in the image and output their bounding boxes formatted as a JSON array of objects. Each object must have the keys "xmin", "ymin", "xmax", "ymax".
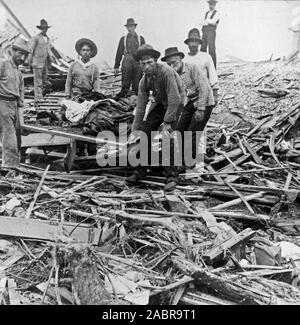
[
  {"xmin": 185, "ymin": 51, "xmax": 219, "ymax": 89},
  {"xmin": 202, "ymin": 9, "xmax": 220, "ymax": 26}
]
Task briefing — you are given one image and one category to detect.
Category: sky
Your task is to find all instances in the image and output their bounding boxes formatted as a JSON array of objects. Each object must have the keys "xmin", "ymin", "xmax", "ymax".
[{"xmin": 2, "ymin": 0, "xmax": 299, "ymax": 67}]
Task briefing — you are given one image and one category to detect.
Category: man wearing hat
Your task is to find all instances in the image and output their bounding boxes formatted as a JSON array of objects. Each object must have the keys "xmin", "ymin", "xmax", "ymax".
[
  {"xmin": 184, "ymin": 28, "xmax": 219, "ymax": 103},
  {"xmin": 161, "ymin": 47, "xmax": 214, "ymax": 171},
  {"xmin": 28, "ymin": 19, "xmax": 53, "ymax": 103},
  {"xmin": 65, "ymin": 38, "xmax": 100, "ymax": 98},
  {"xmin": 114, "ymin": 18, "xmax": 145, "ymax": 99},
  {"xmin": 125, "ymin": 44, "xmax": 184, "ymax": 191},
  {"xmin": 200, "ymin": 0, "xmax": 220, "ymax": 68},
  {"xmin": 0, "ymin": 37, "xmax": 29, "ymax": 177}
]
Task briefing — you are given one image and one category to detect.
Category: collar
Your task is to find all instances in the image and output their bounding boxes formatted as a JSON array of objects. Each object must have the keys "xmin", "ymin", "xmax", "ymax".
[
  {"xmin": 77, "ymin": 58, "xmax": 94, "ymax": 69},
  {"xmin": 187, "ymin": 51, "xmax": 199, "ymax": 57},
  {"xmin": 178, "ymin": 62, "xmax": 185, "ymax": 75},
  {"xmin": 9, "ymin": 57, "xmax": 18, "ymax": 69},
  {"xmin": 127, "ymin": 32, "xmax": 137, "ymax": 37}
]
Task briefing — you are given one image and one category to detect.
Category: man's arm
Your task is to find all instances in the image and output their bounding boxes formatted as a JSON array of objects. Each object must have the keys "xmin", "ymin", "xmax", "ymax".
[
  {"xmin": 114, "ymin": 37, "xmax": 125, "ymax": 69},
  {"xmin": 206, "ymin": 55, "xmax": 219, "ymax": 89},
  {"xmin": 163, "ymin": 71, "xmax": 182, "ymax": 124},
  {"xmin": 65, "ymin": 63, "xmax": 74, "ymax": 98},
  {"xmin": 206, "ymin": 11, "xmax": 220, "ymax": 26},
  {"xmin": 18, "ymin": 75, "xmax": 25, "ymax": 125},
  {"xmin": 27, "ymin": 36, "xmax": 38, "ymax": 66},
  {"xmin": 140, "ymin": 36, "xmax": 146, "ymax": 46},
  {"xmin": 131, "ymin": 78, "xmax": 149, "ymax": 132},
  {"xmin": 92, "ymin": 65, "xmax": 101, "ymax": 93},
  {"xmin": 192, "ymin": 65, "xmax": 208, "ymax": 111}
]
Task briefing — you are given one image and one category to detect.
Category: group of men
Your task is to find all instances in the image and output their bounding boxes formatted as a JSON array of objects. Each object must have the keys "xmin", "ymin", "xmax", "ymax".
[
  {"xmin": 0, "ymin": 0, "xmax": 219, "ymax": 186},
  {"xmin": 116, "ymin": 0, "xmax": 220, "ymax": 190}
]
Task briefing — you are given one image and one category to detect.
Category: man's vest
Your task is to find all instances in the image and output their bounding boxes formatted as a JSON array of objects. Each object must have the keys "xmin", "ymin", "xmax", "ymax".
[
  {"xmin": 123, "ymin": 33, "xmax": 142, "ymax": 55},
  {"xmin": 205, "ymin": 10, "xmax": 219, "ymax": 29}
]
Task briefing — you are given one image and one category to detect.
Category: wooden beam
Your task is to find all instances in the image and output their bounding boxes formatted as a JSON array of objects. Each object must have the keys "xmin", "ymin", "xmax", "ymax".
[{"xmin": 0, "ymin": 216, "xmax": 101, "ymax": 244}]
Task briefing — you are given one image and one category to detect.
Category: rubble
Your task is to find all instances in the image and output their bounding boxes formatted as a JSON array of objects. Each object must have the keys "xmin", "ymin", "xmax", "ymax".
[{"xmin": 2, "ymin": 44, "xmax": 300, "ymax": 305}]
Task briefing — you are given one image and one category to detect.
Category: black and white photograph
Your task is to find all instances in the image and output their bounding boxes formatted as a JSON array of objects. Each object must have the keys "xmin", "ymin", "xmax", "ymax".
[{"xmin": 1, "ymin": 0, "xmax": 300, "ymax": 308}]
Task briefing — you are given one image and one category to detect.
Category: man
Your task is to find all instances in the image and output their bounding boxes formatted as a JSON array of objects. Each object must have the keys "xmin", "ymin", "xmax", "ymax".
[
  {"xmin": 28, "ymin": 19, "xmax": 53, "ymax": 104},
  {"xmin": 184, "ymin": 28, "xmax": 218, "ymax": 103},
  {"xmin": 125, "ymin": 44, "xmax": 184, "ymax": 190},
  {"xmin": 114, "ymin": 18, "xmax": 145, "ymax": 99},
  {"xmin": 0, "ymin": 37, "xmax": 29, "ymax": 177},
  {"xmin": 161, "ymin": 47, "xmax": 215, "ymax": 171},
  {"xmin": 200, "ymin": 0, "xmax": 219, "ymax": 68}
]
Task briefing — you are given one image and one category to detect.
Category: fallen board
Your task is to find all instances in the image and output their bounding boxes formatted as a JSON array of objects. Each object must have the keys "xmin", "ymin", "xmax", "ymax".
[
  {"xmin": 0, "ymin": 216, "xmax": 101, "ymax": 245},
  {"xmin": 22, "ymin": 133, "xmax": 71, "ymax": 148}
]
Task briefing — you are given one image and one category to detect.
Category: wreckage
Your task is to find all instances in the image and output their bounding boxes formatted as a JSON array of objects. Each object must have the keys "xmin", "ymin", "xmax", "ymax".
[{"xmin": 2, "ymin": 1, "xmax": 300, "ymax": 306}]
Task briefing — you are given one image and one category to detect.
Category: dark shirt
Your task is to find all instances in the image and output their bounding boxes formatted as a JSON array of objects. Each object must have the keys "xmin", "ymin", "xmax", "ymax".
[
  {"xmin": 132, "ymin": 63, "xmax": 184, "ymax": 131},
  {"xmin": 114, "ymin": 33, "xmax": 145, "ymax": 69}
]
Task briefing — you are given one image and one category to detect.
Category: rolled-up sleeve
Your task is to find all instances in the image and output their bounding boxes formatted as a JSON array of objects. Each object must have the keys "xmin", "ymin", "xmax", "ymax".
[
  {"xmin": 163, "ymin": 72, "xmax": 182, "ymax": 123},
  {"xmin": 92, "ymin": 65, "xmax": 101, "ymax": 93},
  {"xmin": 206, "ymin": 55, "xmax": 219, "ymax": 89},
  {"xmin": 65, "ymin": 63, "xmax": 74, "ymax": 97},
  {"xmin": 132, "ymin": 78, "xmax": 148, "ymax": 131}
]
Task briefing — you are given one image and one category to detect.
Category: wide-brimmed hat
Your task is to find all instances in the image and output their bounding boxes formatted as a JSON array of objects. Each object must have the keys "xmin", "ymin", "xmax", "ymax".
[
  {"xmin": 12, "ymin": 37, "xmax": 30, "ymax": 54},
  {"xmin": 124, "ymin": 18, "xmax": 137, "ymax": 27},
  {"xmin": 161, "ymin": 47, "xmax": 185, "ymax": 62},
  {"xmin": 208, "ymin": 0, "xmax": 218, "ymax": 4},
  {"xmin": 75, "ymin": 38, "xmax": 98, "ymax": 58},
  {"xmin": 184, "ymin": 28, "xmax": 202, "ymax": 45},
  {"xmin": 37, "ymin": 19, "xmax": 51, "ymax": 30},
  {"xmin": 135, "ymin": 44, "xmax": 161, "ymax": 61}
]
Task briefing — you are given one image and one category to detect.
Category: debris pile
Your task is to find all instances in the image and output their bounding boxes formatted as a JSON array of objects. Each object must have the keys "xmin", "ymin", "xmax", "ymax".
[{"xmin": 1, "ymin": 59, "xmax": 300, "ymax": 305}]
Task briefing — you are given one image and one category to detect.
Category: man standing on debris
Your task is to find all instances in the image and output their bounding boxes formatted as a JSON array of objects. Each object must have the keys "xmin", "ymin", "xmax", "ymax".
[
  {"xmin": 28, "ymin": 19, "xmax": 53, "ymax": 104},
  {"xmin": 114, "ymin": 18, "xmax": 145, "ymax": 99},
  {"xmin": 184, "ymin": 28, "xmax": 219, "ymax": 104},
  {"xmin": 65, "ymin": 38, "xmax": 100, "ymax": 98},
  {"xmin": 200, "ymin": 0, "xmax": 220, "ymax": 68},
  {"xmin": 125, "ymin": 44, "xmax": 184, "ymax": 191},
  {"xmin": 161, "ymin": 47, "xmax": 215, "ymax": 172},
  {"xmin": 0, "ymin": 37, "xmax": 29, "ymax": 177}
]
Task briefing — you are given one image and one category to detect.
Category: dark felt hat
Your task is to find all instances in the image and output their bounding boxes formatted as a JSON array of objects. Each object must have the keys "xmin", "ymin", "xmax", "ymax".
[
  {"xmin": 208, "ymin": 0, "xmax": 218, "ymax": 4},
  {"xmin": 161, "ymin": 47, "xmax": 185, "ymax": 62},
  {"xmin": 75, "ymin": 38, "xmax": 98, "ymax": 58},
  {"xmin": 124, "ymin": 18, "xmax": 137, "ymax": 27},
  {"xmin": 184, "ymin": 28, "xmax": 202, "ymax": 45},
  {"xmin": 37, "ymin": 19, "xmax": 51, "ymax": 29},
  {"xmin": 135, "ymin": 44, "xmax": 161, "ymax": 61}
]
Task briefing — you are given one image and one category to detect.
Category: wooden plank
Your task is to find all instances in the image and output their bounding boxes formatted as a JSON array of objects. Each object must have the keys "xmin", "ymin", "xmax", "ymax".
[
  {"xmin": 23, "ymin": 125, "xmax": 126, "ymax": 146},
  {"xmin": 25, "ymin": 165, "xmax": 50, "ymax": 219},
  {"xmin": 0, "ymin": 251, "xmax": 24, "ymax": 272},
  {"xmin": 0, "ymin": 216, "xmax": 101, "ymax": 244},
  {"xmin": 203, "ymin": 228, "xmax": 256, "ymax": 265},
  {"xmin": 7, "ymin": 279, "xmax": 20, "ymax": 305},
  {"xmin": 64, "ymin": 140, "xmax": 77, "ymax": 173},
  {"xmin": 22, "ymin": 133, "xmax": 71, "ymax": 147},
  {"xmin": 242, "ymin": 139, "xmax": 264, "ymax": 165}
]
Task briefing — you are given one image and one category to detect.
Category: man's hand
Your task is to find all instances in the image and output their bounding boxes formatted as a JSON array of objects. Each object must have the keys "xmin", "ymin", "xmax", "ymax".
[
  {"xmin": 160, "ymin": 122, "xmax": 173, "ymax": 138},
  {"xmin": 128, "ymin": 130, "xmax": 142, "ymax": 144},
  {"xmin": 114, "ymin": 68, "xmax": 119, "ymax": 76},
  {"xmin": 193, "ymin": 110, "xmax": 205, "ymax": 123}
]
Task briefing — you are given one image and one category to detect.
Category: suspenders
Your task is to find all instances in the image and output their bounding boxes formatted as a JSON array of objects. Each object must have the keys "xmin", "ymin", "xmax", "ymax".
[
  {"xmin": 123, "ymin": 34, "xmax": 141, "ymax": 55},
  {"xmin": 205, "ymin": 10, "xmax": 219, "ymax": 26}
]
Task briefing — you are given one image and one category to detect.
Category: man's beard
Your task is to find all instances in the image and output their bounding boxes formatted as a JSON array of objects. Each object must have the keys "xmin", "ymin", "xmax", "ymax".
[{"xmin": 189, "ymin": 46, "xmax": 198, "ymax": 53}]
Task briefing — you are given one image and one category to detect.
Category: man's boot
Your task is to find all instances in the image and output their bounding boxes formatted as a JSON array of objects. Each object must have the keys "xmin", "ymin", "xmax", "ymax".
[
  {"xmin": 164, "ymin": 177, "xmax": 178, "ymax": 191},
  {"xmin": 125, "ymin": 168, "xmax": 146, "ymax": 185}
]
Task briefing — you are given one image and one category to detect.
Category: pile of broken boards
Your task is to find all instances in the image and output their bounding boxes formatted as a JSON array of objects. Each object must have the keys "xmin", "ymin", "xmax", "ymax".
[{"xmin": 1, "ymin": 132, "xmax": 300, "ymax": 305}]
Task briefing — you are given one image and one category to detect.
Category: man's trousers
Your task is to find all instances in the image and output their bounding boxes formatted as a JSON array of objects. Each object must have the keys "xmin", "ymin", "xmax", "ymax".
[
  {"xmin": 176, "ymin": 101, "xmax": 214, "ymax": 167},
  {"xmin": 120, "ymin": 55, "xmax": 142, "ymax": 97},
  {"xmin": 201, "ymin": 26, "xmax": 217, "ymax": 68},
  {"xmin": 33, "ymin": 65, "xmax": 48, "ymax": 103},
  {"xmin": 132, "ymin": 103, "xmax": 179, "ymax": 181},
  {"xmin": 0, "ymin": 99, "xmax": 21, "ymax": 169}
]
